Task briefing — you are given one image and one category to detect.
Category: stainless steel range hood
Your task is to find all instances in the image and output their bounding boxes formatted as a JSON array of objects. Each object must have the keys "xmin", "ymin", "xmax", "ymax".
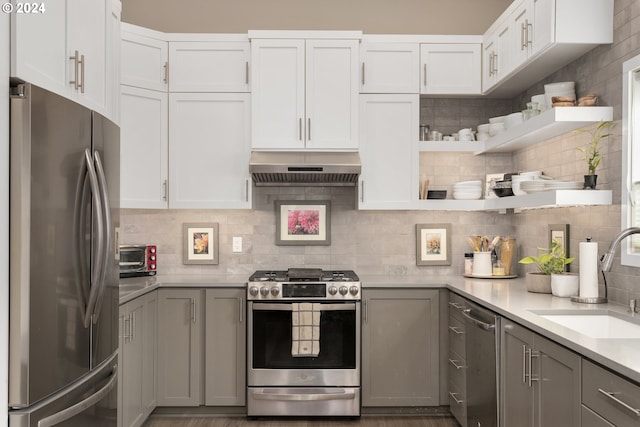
[{"xmin": 249, "ymin": 151, "xmax": 361, "ymax": 186}]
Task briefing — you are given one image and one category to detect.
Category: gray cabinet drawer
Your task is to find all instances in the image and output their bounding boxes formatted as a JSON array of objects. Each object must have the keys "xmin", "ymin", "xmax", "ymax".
[
  {"xmin": 448, "ymin": 314, "xmax": 465, "ymax": 358},
  {"xmin": 449, "ymin": 380, "xmax": 467, "ymax": 427},
  {"xmin": 582, "ymin": 405, "xmax": 615, "ymax": 427},
  {"xmin": 583, "ymin": 359, "xmax": 640, "ymax": 427},
  {"xmin": 448, "ymin": 292, "xmax": 468, "ymax": 321}
]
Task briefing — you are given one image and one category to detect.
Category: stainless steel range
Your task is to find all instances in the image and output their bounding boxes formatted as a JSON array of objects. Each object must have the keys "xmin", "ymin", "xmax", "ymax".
[{"xmin": 247, "ymin": 268, "xmax": 361, "ymax": 417}]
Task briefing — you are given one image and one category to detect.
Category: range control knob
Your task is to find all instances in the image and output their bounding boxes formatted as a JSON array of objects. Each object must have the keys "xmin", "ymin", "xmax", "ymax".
[
  {"xmin": 328, "ymin": 285, "xmax": 338, "ymax": 296},
  {"xmin": 339, "ymin": 285, "xmax": 349, "ymax": 296},
  {"xmin": 260, "ymin": 286, "xmax": 270, "ymax": 297},
  {"xmin": 349, "ymin": 286, "xmax": 359, "ymax": 296},
  {"xmin": 249, "ymin": 286, "xmax": 259, "ymax": 297},
  {"xmin": 270, "ymin": 286, "xmax": 280, "ymax": 296}
]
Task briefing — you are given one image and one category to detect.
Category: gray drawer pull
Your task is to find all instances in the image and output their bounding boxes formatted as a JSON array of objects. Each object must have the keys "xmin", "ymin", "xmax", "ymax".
[
  {"xmin": 449, "ymin": 391, "xmax": 464, "ymax": 405},
  {"xmin": 448, "ymin": 301, "xmax": 465, "ymax": 310},
  {"xmin": 598, "ymin": 388, "xmax": 640, "ymax": 417},
  {"xmin": 449, "ymin": 358, "xmax": 465, "ymax": 370},
  {"xmin": 448, "ymin": 326, "xmax": 464, "ymax": 335}
]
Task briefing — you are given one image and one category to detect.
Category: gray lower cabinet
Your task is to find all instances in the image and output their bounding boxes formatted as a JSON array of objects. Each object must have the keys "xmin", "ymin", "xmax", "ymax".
[
  {"xmin": 119, "ymin": 290, "xmax": 157, "ymax": 427},
  {"xmin": 447, "ymin": 292, "xmax": 468, "ymax": 427},
  {"xmin": 582, "ymin": 359, "xmax": 640, "ymax": 427},
  {"xmin": 501, "ymin": 320, "xmax": 581, "ymax": 427},
  {"xmin": 157, "ymin": 289, "xmax": 203, "ymax": 406},
  {"xmin": 204, "ymin": 288, "xmax": 246, "ymax": 406},
  {"xmin": 361, "ymin": 288, "xmax": 440, "ymax": 407}
]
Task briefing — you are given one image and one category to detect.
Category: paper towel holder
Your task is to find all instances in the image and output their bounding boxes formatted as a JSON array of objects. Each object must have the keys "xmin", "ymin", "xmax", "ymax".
[{"xmin": 571, "ymin": 237, "xmax": 608, "ymax": 304}]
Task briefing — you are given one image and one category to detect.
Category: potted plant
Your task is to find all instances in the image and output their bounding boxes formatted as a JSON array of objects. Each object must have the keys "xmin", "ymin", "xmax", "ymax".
[
  {"xmin": 519, "ymin": 241, "xmax": 575, "ymax": 293},
  {"xmin": 573, "ymin": 120, "xmax": 615, "ymax": 189}
]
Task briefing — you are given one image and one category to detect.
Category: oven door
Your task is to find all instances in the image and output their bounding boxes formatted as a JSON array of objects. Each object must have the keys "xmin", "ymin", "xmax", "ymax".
[{"xmin": 248, "ymin": 301, "xmax": 360, "ymax": 387}]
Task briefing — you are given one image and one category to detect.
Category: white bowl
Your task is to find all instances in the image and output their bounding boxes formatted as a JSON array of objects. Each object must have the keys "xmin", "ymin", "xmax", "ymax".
[
  {"xmin": 476, "ymin": 132, "xmax": 490, "ymax": 141},
  {"xmin": 489, "ymin": 122, "xmax": 505, "ymax": 136},
  {"xmin": 504, "ymin": 112, "xmax": 524, "ymax": 129},
  {"xmin": 477, "ymin": 123, "xmax": 490, "ymax": 133},
  {"xmin": 489, "ymin": 115, "xmax": 506, "ymax": 124},
  {"xmin": 544, "ymin": 81, "xmax": 575, "ymax": 92}
]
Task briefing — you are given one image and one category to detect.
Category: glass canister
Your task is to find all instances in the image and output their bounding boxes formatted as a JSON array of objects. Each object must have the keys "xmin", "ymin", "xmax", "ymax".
[
  {"xmin": 464, "ymin": 253, "xmax": 474, "ymax": 275},
  {"xmin": 499, "ymin": 237, "xmax": 516, "ymax": 275},
  {"xmin": 420, "ymin": 124, "xmax": 430, "ymax": 141}
]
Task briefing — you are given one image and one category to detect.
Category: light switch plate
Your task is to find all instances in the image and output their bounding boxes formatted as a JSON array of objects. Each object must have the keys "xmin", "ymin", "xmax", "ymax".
[{"xmin": 232, "ymin": 236, "xmax": 242, "ymax": 253}]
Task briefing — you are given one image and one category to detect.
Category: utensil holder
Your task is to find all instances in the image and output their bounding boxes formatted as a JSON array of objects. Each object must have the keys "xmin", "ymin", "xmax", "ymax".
[{"xmin": 472, "ymin": 252, "xmax": 492, "ymax": 276}]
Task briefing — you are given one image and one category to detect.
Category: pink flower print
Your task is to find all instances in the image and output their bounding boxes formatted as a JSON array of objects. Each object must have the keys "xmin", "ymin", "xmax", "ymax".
[{"xmin": 299, "ymin": 210, "xmax": 319, "ymax": 234}]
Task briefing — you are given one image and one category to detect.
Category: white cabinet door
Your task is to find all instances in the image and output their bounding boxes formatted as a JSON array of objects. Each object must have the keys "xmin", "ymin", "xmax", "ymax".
[
  {"xmin": 360, "ymin": 43, "xmax": 420, "ymax": 94},
  {"xmin": 305, "ymin": 39, "xmax": 359, "ymax": 150},
  {"xmin": 169, "ymin": 41, "xmax": 250, "ymax": 92},
  {"xmin": 121, "ymin": 29, "xmax": 168, "ymax": 92},
  {"xmin": 251, "ymin": 38, "xmax": 359, "ymax": 150},
  {"xmin": 67, "ymin": 0, "xmax": 108, "ymax": 113},
  {"xmin": 511, "ymin": 0, "xmax": 554, "ymax": 67},
  {"xmin": 106, "ymin": 0, "xmax": 121, "ymax": 123},
  {"xmin": 120, "ymin": 86, "xmax": 168, "ymax": 209},
  {"xmin": 157, "ymin": 289, "xmax": 202, "ymax": 407},
  {"xmin": 169, "ymin": 92, "xmax": 251, "ymax": 209},
  {"xmin": 10, "ymin": 3, "xmax": 67, "ymax": 94},
  {"xmin": 483, "ymin": 17, "xmax": 513, "ymax": 92},
  {"xmin": 251, "ymin": 39, "xmax": 305, "ymax": 150},
  {"xmin": 358, "ymin": 94, "xmax": 418, "ymax": 210},
  {"xmin": 420, "ymin": 43, "xmax": 481, "ymax": 94}
]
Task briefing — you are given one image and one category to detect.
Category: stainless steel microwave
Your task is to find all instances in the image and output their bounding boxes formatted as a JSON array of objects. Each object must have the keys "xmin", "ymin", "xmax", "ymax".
[{"xmin": 119, "ymin": 244, "xmax": 157, "ymax": 278}]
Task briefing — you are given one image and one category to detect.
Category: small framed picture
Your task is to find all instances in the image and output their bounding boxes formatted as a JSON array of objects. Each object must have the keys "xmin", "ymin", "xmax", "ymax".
[
  {"xmin": 183, "ymin": 223, "xmax": 219, "ymax": 265},
  {"xmin": 275, "ymin": 200, "xmax": 331, "ymax": 246},
  {"xmin": 416, "ymin": 223, "xmax": 451, "ymax": 266},
  {"xmin": 549, "ymin": 223, "xmax": 570, "ymax": 271}
]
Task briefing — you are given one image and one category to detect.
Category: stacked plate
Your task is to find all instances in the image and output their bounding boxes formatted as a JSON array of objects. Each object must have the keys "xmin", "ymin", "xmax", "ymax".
[
  {"xmin": 520, "ymin": 180, "xmax": 583, "ymax": 193},
  {"xmin": 453, "ymin": 180, "xmax": 483, "ymax": 200}
]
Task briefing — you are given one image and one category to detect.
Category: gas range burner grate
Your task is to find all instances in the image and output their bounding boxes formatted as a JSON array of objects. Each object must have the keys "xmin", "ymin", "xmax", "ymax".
[{"xmin": 249, "ymin": 269, "xmax": 359, "ymax": 282}]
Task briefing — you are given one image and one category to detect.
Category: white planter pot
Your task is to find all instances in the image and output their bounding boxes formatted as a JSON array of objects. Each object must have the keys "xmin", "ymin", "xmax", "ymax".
[{"xmin": 551, "ymin": 273, "xmax": 580, "ymax": 298}]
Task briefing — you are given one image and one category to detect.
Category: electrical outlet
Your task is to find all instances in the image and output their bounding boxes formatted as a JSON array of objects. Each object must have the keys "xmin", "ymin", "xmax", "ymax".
[{"xmin": 232, "ymin": 236, "xmax": 242, "ymax": 253}]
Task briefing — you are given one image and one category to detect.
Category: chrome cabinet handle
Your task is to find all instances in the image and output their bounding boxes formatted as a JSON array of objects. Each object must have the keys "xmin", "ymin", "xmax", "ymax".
[
  {"xmin": 423, "ymin": 63, "xmax": 427, "ymax": 87},
  {"xmin": 162, "ymin": 179, "xmax": 168, "ymax": 201},
  {"xmin": 239, "ymin": 298, "xmax": 244, "ymax": 323},
  {"xmin": 131, "ymin": 312, "xmax": 135, "ymax": 342},
  {"xmin": 493, "ymin": 53, "xmax": 498, "ymax": 75},
  {"xmin": 361, "ymin": 62, "xmax": 365, "ymax": 85},
  {"xmin": 522, "ymin": 345, "xmax": 528, "ymax": 384},
  {"xmin": 299, "ymin": 118, "xmax": 302, "ymax": 141},
  {"xmin": 163, "ymin": 61, "xmax": 169, "ymax": 84},
  {"xmin": 70, "ymin": 50, "xmax": 80, "ymax": 90},
  {"xmin": 521, "ymin": 22, "xmax": 527, "ymax": 50},
  {"xmin": 79, "ymin": 53, "xmax": 85, "ymax": 93},
  {"xmin": 525, "ymin": 19, "xmax": 532, "ymax": 48},
  {"xmin": 448, "ymin": 326, "xmax": 464, "ymax": 335},
  {"xmin": 360, "ymin": 180, "xmax": 364, "ymax": 203},
  {"xmin": 598, "ymin": 389, "xmax": 640, "ymax": 417},
  {"xmin": 449, "ymin": 392, "xmax": 464, "ymax": 405},
  {"xmin": 245, "ymin": 61, "xmax": 249, "ymax": 85},
  {"xmin": 308, "ymin": 118, "xmax": 311, "ymax": 141},
  {"xmin": 363, "ymin": 300, "xmax": 368, "ymax": 324},
  {"xmin": 191, "ymin": 298, "xmax": 196, "ymax": 323},
  {"xmin": 448, "ymin": 302, "xmax": 466, "ymax": 310},
  {"xmin": 245, "ymin": 179, "xmax": 249, "ymax": 202},
  {"xmin": 449, "ymin": 359, "xmax": 465, "ymax": 370},
  {"xmin": 528, "ymin": 349, "xmax": 539, "ymax": 386},
  {"xmin": 123, "ymin": 315, "xmax": 131, "ymax": 343}
]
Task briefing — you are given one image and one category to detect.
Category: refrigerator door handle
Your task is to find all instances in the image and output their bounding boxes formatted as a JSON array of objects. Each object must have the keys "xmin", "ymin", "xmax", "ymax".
[
  {"xmin": 37, "ymin": 365, "xmax": 118, "ymax": 427},
  {"xmin": 90, "ymin": 150, "xmax": 111, "ymax": 324},
  {"xmin": 81, "ymin": 149, "xmax": 105, "ymax": 328}
]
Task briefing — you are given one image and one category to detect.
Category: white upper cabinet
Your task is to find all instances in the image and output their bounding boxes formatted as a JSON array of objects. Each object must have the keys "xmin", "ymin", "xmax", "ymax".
[
  {"xmin": 420, "ymin": 43, "xmax": 482, "ymax": 95},
  {"xmin": 250, "ymin": 34, "xmax": 360, "ymax": 151},
  {"xmin": 360, "ymin": 43, "xmax": 420, "ymax": 94},
  {"xmin": 485, "ymin": 0, "xmax": 614, "ymax": 96},
  {"xmin": 483, "ymin": 16, "xmax": 513, "ymax": 92},
  {"xmin": 120, "ymin": 86, "xmax": 169, "ymax": 209},
  {"xmin": 358, "ymin": 94, "xmax": 419, "ymax": 210},
  {"xmin": 121, "ymin": 24, "xmax": 169, "ymax": 92},
  {"xmin": 169, "ymin": 92, "xmax": 252, "ymax": 209},
  {"xmin": 11, "ymin": 0, "xmax": 117, "ymax": 117},
  {"xmin": 168, "ymin": 41, "xmax": 250, "ymax": 92}
]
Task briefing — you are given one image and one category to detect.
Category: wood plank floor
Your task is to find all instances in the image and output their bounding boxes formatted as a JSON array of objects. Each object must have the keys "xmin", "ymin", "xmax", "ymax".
[{"xmin": 143, "ymin": 415, "xmax": 461, "ymax": 427}]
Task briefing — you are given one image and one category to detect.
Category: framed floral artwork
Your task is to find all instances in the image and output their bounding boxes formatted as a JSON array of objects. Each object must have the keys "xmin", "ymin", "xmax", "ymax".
[
  {"xmin": 183, "ymin": 223, "xmax": 219, "ymax": 265},
  {"xmin": 275, "ymin": 200, "xmax": 331, "ymax": 246},
  {"xmin": 416, "ymin": 223, "xmax": 451, "ymax": 266}
]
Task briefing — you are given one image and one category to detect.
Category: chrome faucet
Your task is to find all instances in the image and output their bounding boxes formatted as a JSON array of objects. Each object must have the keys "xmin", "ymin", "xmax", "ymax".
[{"xmin": 600, "ymin": 227, "xmax": 640, "ymax": 271}]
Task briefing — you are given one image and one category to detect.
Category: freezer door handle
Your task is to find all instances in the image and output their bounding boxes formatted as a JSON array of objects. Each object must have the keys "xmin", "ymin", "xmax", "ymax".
[
  {"xmin": 37, "ymin": 365, "xmax": 117, "ymax": 427},
  {"xmin": 90, "ymin": 150, "xmax": 112, "ymax": 324}
]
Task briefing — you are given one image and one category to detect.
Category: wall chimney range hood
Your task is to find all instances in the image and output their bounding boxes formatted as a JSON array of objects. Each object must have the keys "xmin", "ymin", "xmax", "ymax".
[{"xmin": 249, "ymin": 151, "xmax": 361, "ymax": 186}]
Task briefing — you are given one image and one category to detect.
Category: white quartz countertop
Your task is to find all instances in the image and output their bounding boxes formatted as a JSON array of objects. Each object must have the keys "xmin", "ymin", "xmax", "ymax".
[{"xmin": 119, "ymin": 273, "xmax": 640, "ymax": 384}]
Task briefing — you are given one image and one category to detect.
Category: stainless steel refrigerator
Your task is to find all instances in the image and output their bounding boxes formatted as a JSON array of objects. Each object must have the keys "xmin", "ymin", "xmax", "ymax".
[{"xmin": 8, "ymin": 82, "xmax": 120, "ymax": 427}]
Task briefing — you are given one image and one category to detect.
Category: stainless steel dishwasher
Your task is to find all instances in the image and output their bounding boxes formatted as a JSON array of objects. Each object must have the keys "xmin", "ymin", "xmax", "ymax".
[{"xmin": 461, "ymin": 300, "xmax": 501, "ymax": 427}]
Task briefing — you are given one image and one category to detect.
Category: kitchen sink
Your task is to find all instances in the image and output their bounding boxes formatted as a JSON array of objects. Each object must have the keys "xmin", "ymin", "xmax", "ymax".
[{"xmin": 529, "ymin": 309, "xmax": 640, "ymax": 339}]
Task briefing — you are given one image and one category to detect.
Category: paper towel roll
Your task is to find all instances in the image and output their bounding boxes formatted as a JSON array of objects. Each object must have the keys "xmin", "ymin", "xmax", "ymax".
[{"xmin": 579, "ymin": 240, "xmax": 599, "ymax": 298}]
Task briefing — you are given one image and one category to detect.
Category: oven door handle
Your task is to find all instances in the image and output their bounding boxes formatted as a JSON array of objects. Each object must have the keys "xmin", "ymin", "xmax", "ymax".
[
  {"xmin": 251, "ymin": 303, "xmax": 356, "ymax": 311},
  {"xmin": 251, "ymin": 389, "xmax": 356, "ymax": 401}
]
